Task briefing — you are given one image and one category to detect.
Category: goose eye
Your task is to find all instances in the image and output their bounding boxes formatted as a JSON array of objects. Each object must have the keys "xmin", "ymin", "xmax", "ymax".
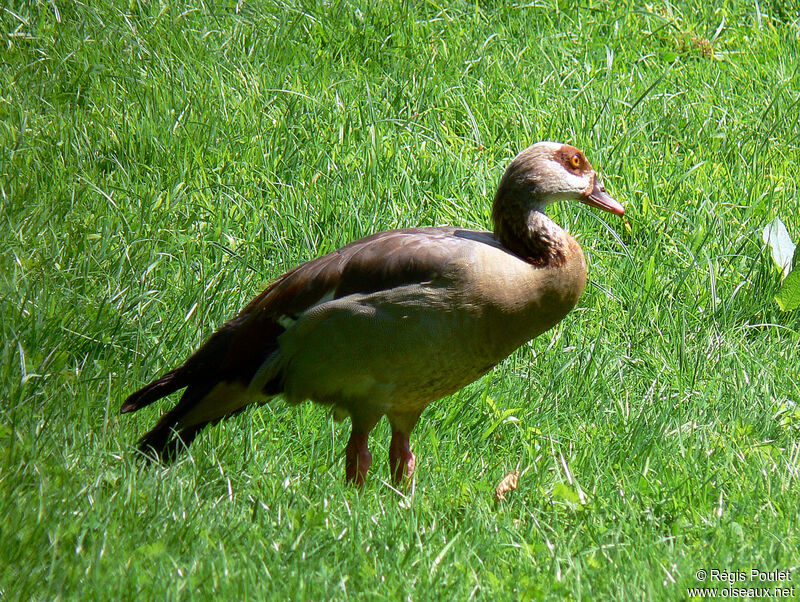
[{"xmin": 570, "ymin": 154, "xmax": 581, "ymax": 169}]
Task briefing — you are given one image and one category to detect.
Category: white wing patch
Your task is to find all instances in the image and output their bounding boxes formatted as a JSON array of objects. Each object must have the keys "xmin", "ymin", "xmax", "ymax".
[
  {"xmin": 277, "ymin": 315, "xmax": 296, "ymax": 329},
  {"xmin": 275, "ymin": 289, "xmax": 335, "ymax": 330},
  {"xmin": 249, "ymin": 289, "xmax": 337, "ymax": 393}
]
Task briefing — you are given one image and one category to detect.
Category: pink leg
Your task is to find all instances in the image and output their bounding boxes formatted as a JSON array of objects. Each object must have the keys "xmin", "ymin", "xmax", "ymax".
[
  {"xmin": 345, "ymin": 429, "xmax": 373, "ymax": 487},
  {"xmin": 389, "ymin": 430, "xmax": 416, "ymax": 484},
  {"xmin": 388, "ymin": 411, "xmax": 422, "ymax": 485}
]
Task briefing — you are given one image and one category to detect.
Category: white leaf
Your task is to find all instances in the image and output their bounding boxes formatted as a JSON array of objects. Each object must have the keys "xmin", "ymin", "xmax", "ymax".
[{"xmin": 763, "ymin": 217, "xmax": 796, "ymax": 279}]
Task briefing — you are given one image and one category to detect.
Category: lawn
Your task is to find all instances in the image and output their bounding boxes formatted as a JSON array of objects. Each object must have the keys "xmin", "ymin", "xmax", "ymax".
[{"xmin": 2, "ymin": 0, "xmax": 799, "ymax": 599}]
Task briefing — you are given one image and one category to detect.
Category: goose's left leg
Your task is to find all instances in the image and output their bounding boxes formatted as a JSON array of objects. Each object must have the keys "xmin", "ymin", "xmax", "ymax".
[{"xmin": 387, "ymin": 410, "xmax": 422, "ymax": 485}]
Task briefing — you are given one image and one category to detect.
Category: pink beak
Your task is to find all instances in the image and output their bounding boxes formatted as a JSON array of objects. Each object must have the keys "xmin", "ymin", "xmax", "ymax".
[{"xmin": 582, "ymin": 178, "xmax": 625, "ymax": 216}]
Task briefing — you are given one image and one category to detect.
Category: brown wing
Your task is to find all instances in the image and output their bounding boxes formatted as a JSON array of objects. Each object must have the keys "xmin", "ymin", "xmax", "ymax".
[{"xmin": 242, "ymin": 227, "xmax": 470, "ymax": 315}]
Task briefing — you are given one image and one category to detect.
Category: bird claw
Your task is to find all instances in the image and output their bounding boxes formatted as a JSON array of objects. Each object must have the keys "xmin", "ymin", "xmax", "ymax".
[{"xmin": 390, "ymin": 451, "xmax": 416, "ymax": 485}]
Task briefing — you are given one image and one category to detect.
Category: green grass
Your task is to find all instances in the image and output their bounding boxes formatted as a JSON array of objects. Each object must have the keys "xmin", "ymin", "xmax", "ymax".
[{"xmin": 2, "ymin": 0, "xmax": 800, "ymax": 599}]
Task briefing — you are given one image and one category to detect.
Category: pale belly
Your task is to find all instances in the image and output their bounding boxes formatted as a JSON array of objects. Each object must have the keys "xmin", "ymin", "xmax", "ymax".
[{"xmin": 274, "ymin": 288, "xmax": 516, "ymax": 415}]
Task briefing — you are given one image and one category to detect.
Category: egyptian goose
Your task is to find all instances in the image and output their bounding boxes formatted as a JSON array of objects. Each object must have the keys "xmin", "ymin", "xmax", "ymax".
[{"xmin": 122, "ymin": 142, "xmax": 624, "ymax": 486}]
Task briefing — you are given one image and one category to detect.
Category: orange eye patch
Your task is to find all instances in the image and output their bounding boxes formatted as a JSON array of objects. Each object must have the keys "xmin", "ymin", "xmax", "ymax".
[{"xmin": 570, "ymin": 154, "xmax": 581, "ymax": 169}]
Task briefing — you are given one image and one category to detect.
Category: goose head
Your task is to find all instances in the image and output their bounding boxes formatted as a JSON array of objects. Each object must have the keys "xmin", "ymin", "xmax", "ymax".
[{"xmin": 493, "ymin": 141, "xmax": 625, "ymax": 217}]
